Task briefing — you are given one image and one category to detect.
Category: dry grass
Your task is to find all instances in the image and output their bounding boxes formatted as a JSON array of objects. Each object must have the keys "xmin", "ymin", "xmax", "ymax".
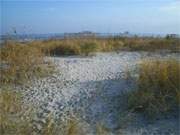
[
  {"xmin": 35, "ymin": 38, "xmax": 102, "ymax": 56},
  {"xmin": 96, "ymin": 123, "xmax": 109, "ymax": 135},
  {"xmin": 26, "ymin": 36, "xmax": 180, "ymax": 56},
  {"xmin": 0, "ymin": 89, "xmax": 33, "ymax": 135},
  {"xmin": 0, "ymin": 89, "xmax": 87, "ymax": 135},
  {"xmin": 128, "ymin": 59, "xmax": 180, "ymax": 118},
  {"xmin": 41, "ymin": 116, "xmax": 86, "ymax": 135},
  {"xmin": 61, "ymin": 118, "xmax": 86, "ymax": 135},
  {"xmin": 1, "ymin": 36, "xmax": 179, "ymax": 86},
  {"xmin": 122, "ymin": 37, "xmax": 180, "ymax": 51},
  {"xmin": 0, "ymin": 41, "xmax": 54, "ymax": 85},
  {"xmin": 0, "ymin": 36, "xmax": 179, "ymax": 134}
]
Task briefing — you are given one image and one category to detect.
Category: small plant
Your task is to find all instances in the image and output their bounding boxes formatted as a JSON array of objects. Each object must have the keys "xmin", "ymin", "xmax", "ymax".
[{"xmin": 128, "ymin": 59, "xmax": 180, "ymax": 118}]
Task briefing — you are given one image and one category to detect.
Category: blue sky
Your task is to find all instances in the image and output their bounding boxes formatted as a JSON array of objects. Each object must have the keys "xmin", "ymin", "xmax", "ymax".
[{"xmin": 1, "ymin": 0, "xmax": 180, "ymax": 35}]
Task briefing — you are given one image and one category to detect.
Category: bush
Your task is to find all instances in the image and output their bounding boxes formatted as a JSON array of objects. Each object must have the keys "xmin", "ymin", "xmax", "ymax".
[{"xmin": 128, "ymin": 59, "xmax": 180, "ymax": 118}]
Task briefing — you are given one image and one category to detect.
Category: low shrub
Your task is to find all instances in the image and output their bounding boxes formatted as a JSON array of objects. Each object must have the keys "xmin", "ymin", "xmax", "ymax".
[{"xmin": 128, "ymin": 59, "xmax": 180, "ymax": 118}]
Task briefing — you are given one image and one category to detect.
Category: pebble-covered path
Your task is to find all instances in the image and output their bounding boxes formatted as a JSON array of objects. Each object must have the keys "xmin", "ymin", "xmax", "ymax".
[{"xmin": 18, "ymin": 51, "xmax": 179, "ymax": 135}]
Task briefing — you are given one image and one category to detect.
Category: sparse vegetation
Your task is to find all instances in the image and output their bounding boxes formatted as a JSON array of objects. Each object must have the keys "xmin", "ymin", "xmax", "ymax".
[
  {"xmin": 0, "ymin": 88, "xmax": 113, "ymax": 135},
  {"xmin": 46, "ymin": 37, "xmax": 179, "ymax": 55},
  {"xmin": 2, "ymin": 36, "xmax": 178, "ymax": 84},
  {"xmin": 0, "ymin": 89, "xmax": 33, "ymax": 135},
  {"xmin": 0, "ymin": 41, "xmax": 54, "ymax": 85},
  {"xmin": 39, "ymin": 114, "xmax": 90, "ymax": 135},
  {"xmin": 128, "ymin": 59, "xmax": 180, "ymax": 118},
  {"xmin": 122, "ymin": 36, "xmax": 180, "ymax": 51},
  {"xmin": 0, "ymin": 89, "xmax": 89, "ymax": 135},
  {"xmin": 23, "ymin": 36, "xmax": 180, "ymax": 57},
  {"xmin": 0, "ymin": 36, "xmax": 179, "ymax": 134},
  {"xmin": 96, "ymin": 123, "xmax": 109, "ymax": 135}
]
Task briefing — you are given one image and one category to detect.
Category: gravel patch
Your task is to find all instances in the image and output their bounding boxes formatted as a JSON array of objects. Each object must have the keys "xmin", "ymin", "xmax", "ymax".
[{"xmin": 17, "ymin": 51, "xmax": 179, "ymax": 134}]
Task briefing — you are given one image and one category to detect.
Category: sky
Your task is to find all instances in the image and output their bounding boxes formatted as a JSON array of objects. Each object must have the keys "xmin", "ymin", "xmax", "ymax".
[{"xmin": 1, "ymin": 0, "xmax": 180, "ymax": 35}]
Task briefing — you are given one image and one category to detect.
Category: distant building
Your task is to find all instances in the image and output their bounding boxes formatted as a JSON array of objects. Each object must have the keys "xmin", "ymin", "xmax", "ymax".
[
  {"xmin": 166, "ymin": 34, "xmax": 179, "ymax": 39},
  {"xmin": 64, "ymin": 31, "xmax": 96, "ymax": 38}
]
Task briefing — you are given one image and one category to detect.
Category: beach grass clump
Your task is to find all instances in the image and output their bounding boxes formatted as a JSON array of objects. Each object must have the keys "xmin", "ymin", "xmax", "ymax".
[
  {"xmin": 0, "ymin": 41, "xmax": 51, "ymax": 85},
  {"xmin": 80, "ymin": 40, "xmax": 99, "ymax": 55},
  {"xmin": 49, "ymin": 42, "xmax": 81, "ymax": 56},
  {"xmin": 39, "ymin": 37, "xmax": 180, "ymax": 56},
  {"xmin": 123, "ymin": 37, "xmax": 180, "ymax": 51},
  {"xmin": 40, "ymin": 114, "xmax": 88, "ymax": 135},
  {"xmin": 37, "ymin": 38, "xmax": 100, "ymax": 56},
  {"xmin": 0, "ymin": 89, "xmax": 33, "ymax": 135},
  {"xmin": 128, "ymin": 59, "xmax": 180, "ymax": 118}
]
